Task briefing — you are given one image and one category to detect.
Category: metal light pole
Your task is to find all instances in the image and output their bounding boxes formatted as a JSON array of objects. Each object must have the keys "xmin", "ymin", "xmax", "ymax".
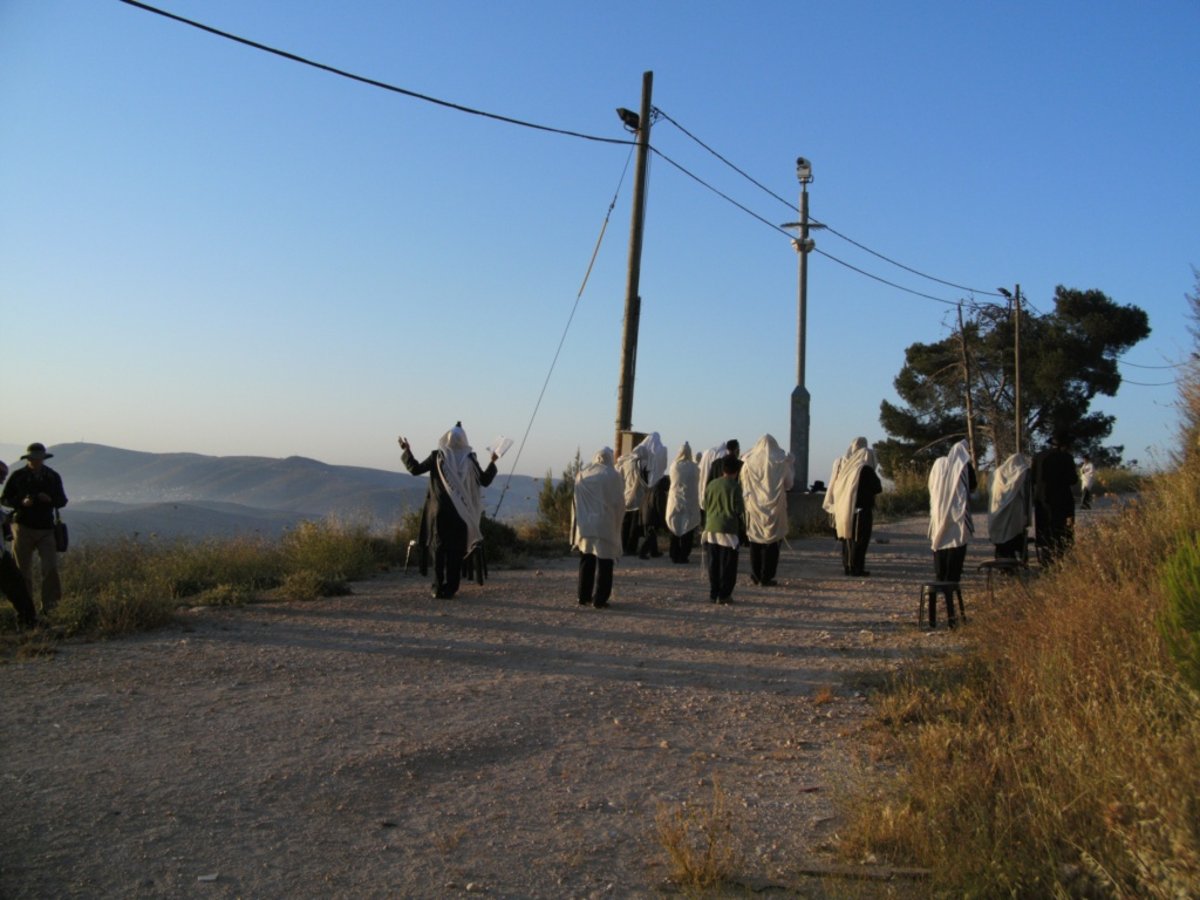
[{"xmin": 784, "ymin": 157, "xmax": 815, "ymax": 492}]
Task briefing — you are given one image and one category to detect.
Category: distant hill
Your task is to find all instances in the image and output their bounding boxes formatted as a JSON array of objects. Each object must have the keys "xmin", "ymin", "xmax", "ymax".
[{"xmin": 1, "ymin": 443, "xmax": 544, "ymax": 545}]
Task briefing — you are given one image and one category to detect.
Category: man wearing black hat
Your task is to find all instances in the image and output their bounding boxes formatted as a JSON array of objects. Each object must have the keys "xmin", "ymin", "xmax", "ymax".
[{"xmin": 1, "ymin": 443, "xmax": 69, "ymax": 617}]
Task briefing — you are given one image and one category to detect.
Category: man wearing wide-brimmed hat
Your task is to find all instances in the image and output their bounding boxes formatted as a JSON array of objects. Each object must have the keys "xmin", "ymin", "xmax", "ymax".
[{"xmin": 1, "ymin": 443, "xmax": 69, "ymax": 617}]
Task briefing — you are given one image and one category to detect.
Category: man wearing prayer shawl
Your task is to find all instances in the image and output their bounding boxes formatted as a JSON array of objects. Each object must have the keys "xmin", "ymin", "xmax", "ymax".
[
  {"xmin": 400, "ymin": 424, "xmax": 498, "ymax": 599},
  {"xmin": 825, "ymin": 437, "xmax": 882, "ymax": 577},
  {"xmin": 989, "ymin": 453, "xmax": 1031, "ymax": 560},
  {"xmin": 740, "ymin": 434, "xmax": 794, "ymax": 585},
  {"xmin": 926, "ymin": 439, "xmax": 977, "ymax": 628},
  {"xmin": 665, "ymin": 442, "xmax": 701, "ymax": 564},
  {"xmin": 697, "ymin": 439, "xmax": 740, "ymax": 530},
  {"xmin": 615, "ymin": 448, "xmax": 646, "ymax": 555},
  {"xmin": 571, "ymin": 447, "xmax": 625, "ymax": 608},
  {"xmin": 702, "ymin": 454, "xmax": 745, "ymax": 605},
  {"xmin": 632, "ymin": 432, "xmax": 669, "ymax": 559}
]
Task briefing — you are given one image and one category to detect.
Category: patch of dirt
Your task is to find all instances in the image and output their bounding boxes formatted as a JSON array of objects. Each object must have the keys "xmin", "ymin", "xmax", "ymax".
[{"xmin": 2, "ymin": 517, "xmax": 972, "ymax": 898}]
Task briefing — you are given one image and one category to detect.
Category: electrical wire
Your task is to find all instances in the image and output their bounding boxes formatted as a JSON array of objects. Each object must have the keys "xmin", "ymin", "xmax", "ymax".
[
  {"xmin": 650, "ymin": 145, "xmax": 977, "ymax": 309},
  {"xmin": 654, "ymin": 106, "xmax": 1006, "ymax": 298},
  {"xmin": 490, "ymin": 149, "xmax": 635, "ymax": 518},
  {"xmin": 1122, "ymin": 378, "xmax": 1179, "ymax": 387},
  {"xmin": 1118, "ymin": 359, "xmax": 1186, "ymax": 370},
  {"xmin": 117, "ymin": 0, "xmax": 634, "ymax": 146}
]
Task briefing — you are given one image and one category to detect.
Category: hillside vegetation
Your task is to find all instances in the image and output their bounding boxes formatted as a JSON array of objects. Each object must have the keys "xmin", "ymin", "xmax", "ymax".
[{"xmin": 841, "ymin": 342, "xmax": 1200, "ymax": 890}]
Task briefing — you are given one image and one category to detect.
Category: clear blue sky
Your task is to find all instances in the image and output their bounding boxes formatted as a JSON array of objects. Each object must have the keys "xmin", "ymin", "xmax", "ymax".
[{"xmin": 3, "ymin": 0, "xmax": 1196, "ymax": 482}]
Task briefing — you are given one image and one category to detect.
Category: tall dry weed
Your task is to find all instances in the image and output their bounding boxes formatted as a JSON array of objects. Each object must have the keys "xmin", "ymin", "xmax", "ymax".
[
  {"xmin": 654, "ymin": 778, "xmax": 743, "ymax": 894},
  {"xmin": 844, "ymin": 313, "xmax": 1200, "ymax": 894}
]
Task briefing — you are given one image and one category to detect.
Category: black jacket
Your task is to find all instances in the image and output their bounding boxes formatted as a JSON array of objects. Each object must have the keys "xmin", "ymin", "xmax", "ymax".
[{"xmin": 1, "ymin": 464, "xmax": 69, "ymax": 529}]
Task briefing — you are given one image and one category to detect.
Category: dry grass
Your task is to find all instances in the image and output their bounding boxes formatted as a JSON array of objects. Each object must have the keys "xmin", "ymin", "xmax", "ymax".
[
  {"xmin": 654, "ymin": 777, "xmax": 744, "ymax": 895},
  {"xmin": 842, "ymin": 447, "xmax": 1200, "ymax": 893}
]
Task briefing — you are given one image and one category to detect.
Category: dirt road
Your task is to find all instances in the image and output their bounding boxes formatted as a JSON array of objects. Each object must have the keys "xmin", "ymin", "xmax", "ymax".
[{"xmin": 2, "ymin": 516, "xmax": 969, "ymax": 898}]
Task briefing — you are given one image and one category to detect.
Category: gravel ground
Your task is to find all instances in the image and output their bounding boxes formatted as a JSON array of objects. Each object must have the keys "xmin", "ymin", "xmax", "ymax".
[{"xmin": 1, "ymin": 516, "xmax": 974, "ymax": 899}]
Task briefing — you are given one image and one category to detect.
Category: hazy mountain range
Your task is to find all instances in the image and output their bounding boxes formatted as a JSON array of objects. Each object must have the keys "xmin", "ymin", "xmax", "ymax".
[{"xmin": 0, "ymin": 443, "xmax": 544, "ymax": 545}]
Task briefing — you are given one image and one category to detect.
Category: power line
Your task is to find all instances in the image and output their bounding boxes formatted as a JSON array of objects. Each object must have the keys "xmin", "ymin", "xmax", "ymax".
[
  {"xmin": 117, "ymin": 0, "xmax": 633, "ymax": 146},
  {"xmin": 1118, "ymin": 359, "xmax": 1186, "ymax": 370},
  {"xmin": 1122, "ymin": 378, "xmax": 1179, "ymax": 387},
  {"xmin": 654, "ymin": 106, "xmax": 1006, "ymax": 298},
  {"xmin": 649, "ymin": 145, "xmax": 975, "ymax": 309}
]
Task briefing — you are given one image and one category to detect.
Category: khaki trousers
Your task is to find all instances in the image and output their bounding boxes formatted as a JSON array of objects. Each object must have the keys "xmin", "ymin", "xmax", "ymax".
[{"xmin": 12, "ymin": 525, "xmax": 61, "ymax": 614}]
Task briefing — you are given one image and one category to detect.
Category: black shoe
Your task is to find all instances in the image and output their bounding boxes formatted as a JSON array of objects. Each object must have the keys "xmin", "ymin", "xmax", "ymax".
[
  {"xmin": 578, "ymin": 598, "xmax": 591, "ymax": 605},
  {"xmin": 749, "ymin": 575, "xmax": 760, "ymax": 585},
  {"xmin": 762, "ymin": 579, "xmax": 777, "ymax": 587},
  {"xmin": 717, "ymin": 596, "xmax": 734, "ymax": 605},
  {"xmin": 593, "ymin": 600, "xmax": 609, "ymax": 608},
  {"xmin": 851, "ymin": 570, "xmax": 871, "ymax": 577}
]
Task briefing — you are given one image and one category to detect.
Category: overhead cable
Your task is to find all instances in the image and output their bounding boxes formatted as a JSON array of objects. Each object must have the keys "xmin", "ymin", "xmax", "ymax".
[
  {"xmin": 654, "ymin": 106, "xmax": 1005, "ymax": 298},
  {"xmin": 117, "ymin": 0, "xmax": 633, "ymax": 146},
  {"xmin": 650, "ymin": 146, "xmax": 971, "ymax": 309}
]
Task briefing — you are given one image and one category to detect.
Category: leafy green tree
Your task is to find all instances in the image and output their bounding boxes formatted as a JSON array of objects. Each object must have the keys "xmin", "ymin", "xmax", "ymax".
[
  {"xmin": 877, "ymin": 286, "xmax": 1150, "ymax": 477},
  {"xmin": 535, "ymin": 449, "xmax": 582, "ymax": 539}
]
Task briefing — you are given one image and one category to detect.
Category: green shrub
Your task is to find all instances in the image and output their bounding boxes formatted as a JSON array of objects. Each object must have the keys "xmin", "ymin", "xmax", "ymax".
[
  {"xmin": 55, "ymin": 578, "xmax": 174, "ymax": 637},
  {"xmin": 535, "ymin": 451, "xmax": 581, "ymax": 540},
  {"xmin": 1159, "ymin": 533, "xmax": 1200, "ymax": 691},
  {"xmin": 280, "ymin": 519, "xmax": 377, "ymax": 581},
  {"xmin": 278, "ymin": 569, "xmax": 350, "ymax": 602}
]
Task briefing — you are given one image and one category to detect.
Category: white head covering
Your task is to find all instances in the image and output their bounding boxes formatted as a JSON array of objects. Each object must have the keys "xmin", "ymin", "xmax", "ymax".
[
  {"xmin": 435, "ymin": 425, "xmax": 487, "ymax": 551},
  {"xmin": 571, "ymin": 447, "xmax": 625, "ymax": 560},
  {"xmin": 740, "ymin": 434, "xmax": 794, "ymax": 543},
  {"xmin": 697, "ymin": 441, "xmax": 733, "ymax": 490},
  {"xmin": 989, "ymin": 452, "xmax": 1031, "ymax": 546},
  {"xmin": 828, "ymin": 437, "xmax": 875, "ymax": 540},
  {"xmin": 928, "ymin": 439, "xmax": 974, "ymax": 551},
  {"xmin": 666, "ymin": 441, "xmax": 701, "ymax": 537},
  {"xmin": 1079, "ymin": 459, "xmax": 1096, "ymax": 489},
  {"xmin": 632, "ymin": 431, "xmax": 669, "ymax": 486}
]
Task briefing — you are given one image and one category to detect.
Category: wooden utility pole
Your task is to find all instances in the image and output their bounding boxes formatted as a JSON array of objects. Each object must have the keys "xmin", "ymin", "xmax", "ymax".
[
  {"xmin": 1013, "ymin": 283, "xmax": 1022, "ymax": 457},
  {"xmin": 614, "ymin": 71, "xmax": 653, "ymax": 455},
  {"xmin": 958, "ymin": 302, "xmax": 977, "ymax": 466}
]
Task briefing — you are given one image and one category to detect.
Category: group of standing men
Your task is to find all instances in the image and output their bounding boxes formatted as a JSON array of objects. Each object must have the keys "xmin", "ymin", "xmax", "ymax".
[{"xmin": 570, "ymin": 433, "xmax": 795, "ymax": 607}]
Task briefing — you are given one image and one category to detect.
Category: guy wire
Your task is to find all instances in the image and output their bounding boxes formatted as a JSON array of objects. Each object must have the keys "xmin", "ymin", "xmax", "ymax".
[{"xmin": 491, "ymin": 148, "xmax": 635, "ymax": 518}]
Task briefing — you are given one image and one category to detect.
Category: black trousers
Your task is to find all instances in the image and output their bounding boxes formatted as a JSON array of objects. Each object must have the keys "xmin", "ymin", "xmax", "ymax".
[
  {"xmin": 705, "ymin": 542, "xmax": 739, "ymax": 601},
  {"xmin": 669, "ymin": 530, "xmax": 694, "ymax": 563},
  {"xmin": 848, "ymin": 509, "xmax": 873, "ymax": 575},
  {"xmin": 931, "ymin": 545, "xmax": 968, "ymax": 623},
  {"xmin": 433, "ymin": 543, "xmax": 464, "ymax": 598},
  {"xmin": 638, "ymin": 526, "xmax": 661, "ymax": 558},
  {"xmin": 749, "ymin": 541, "xmax": 780, "ymax": 583},
  {"xmin": 577, "ymin": 554, "xmax": 614, "ymax": 605},
  {"xmin": 621, "ymin": 511, "xmax": 642, "ymax": 555}
]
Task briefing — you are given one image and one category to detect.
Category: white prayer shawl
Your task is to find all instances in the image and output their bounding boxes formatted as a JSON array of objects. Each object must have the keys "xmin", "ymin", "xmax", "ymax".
[
  {"xmin": 740, "ymin": 434, "xmax": 794, "ymax": 543},
  {"xmin": 666, "ymin": 442, "xmax": 701, "ymax": 537},
  {"xmin": 988, "ymin": 453, "xmax": 1030, "ymax": 546},
  {"xmin": 632, "ymin": 431, "xmax": 669, "ymax": 487},
  {"xmin": 697, "ymin": 443, "xmax": 729, "ymax": 490},
  {"xmin": 1080, "ymin": 461, "xmax": 1096, "ymax": 490},
  {"xmin": 821, "ymin": 437, "xmax": 862, "ymax": 515},
  {"xmin": 571, "ymin": 448, "xmax": 625, "ymax": 560},
  {"xmin": 615, "ymin": 451, "xmax": 644, "ymax": 511},
  {"xmin": 928, "ymin": 440, "xmax": 974, "ymax": 551},
  {"xmin": 830, "ymin": 437, "xmax": 874, "ymax": 541},
  {"xmin": 435, "ymin": 426, "xmax": 487, "ymax": 552}
]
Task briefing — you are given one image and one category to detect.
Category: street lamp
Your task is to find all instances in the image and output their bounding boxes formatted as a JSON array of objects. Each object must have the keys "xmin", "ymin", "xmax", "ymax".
[{"xmin": 783, "ymin": 157, "xmax": 817, "ymax": 492}]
